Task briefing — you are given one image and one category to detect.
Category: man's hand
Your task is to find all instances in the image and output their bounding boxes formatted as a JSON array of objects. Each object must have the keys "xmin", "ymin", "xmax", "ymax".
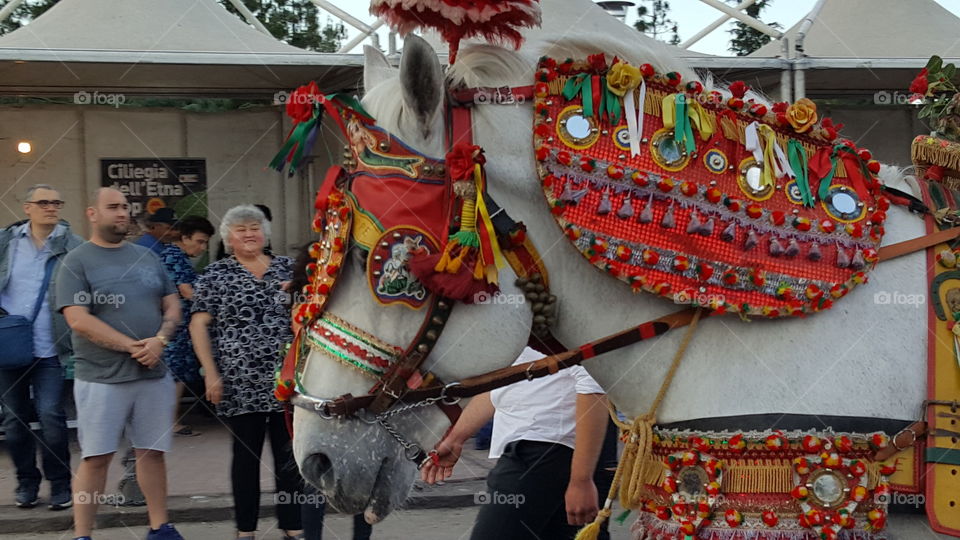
[
  {"xmin": 420, "ymin": 435, "xmax": 463, "ymax": 485},
  {"xmin": 205, "ymin": 373, "xmax": 223, "ymax": 405},
  {"xmin": 564, "ymin": 477, "xmax": 599, "ymax": 526},
  {"xmin": 131, "ymin": 337, "xmax": 164, "ymax": 368}
]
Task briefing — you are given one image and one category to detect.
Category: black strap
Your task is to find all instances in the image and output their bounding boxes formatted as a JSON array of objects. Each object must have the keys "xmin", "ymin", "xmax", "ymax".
[{"xmin": 30, "ymin": 257, "xmax": 56, "ymax": 323}]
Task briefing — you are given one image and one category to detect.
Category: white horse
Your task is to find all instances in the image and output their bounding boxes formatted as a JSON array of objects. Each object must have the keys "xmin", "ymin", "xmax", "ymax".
[{"xmin": 292, "ymin": 29, "xmax": 948, "ymax": 539}]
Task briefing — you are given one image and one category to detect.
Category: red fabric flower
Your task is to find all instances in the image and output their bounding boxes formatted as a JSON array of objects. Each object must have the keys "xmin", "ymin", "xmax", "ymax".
[
  {"xmin": 910, "ymin": 68, "xmax": 929, "ymax": 95},
  {"xmin": 286, "ymin": 81, "xmax": 321, "ymax": 123},
  {"xmin": 729, "ymin": 80, "xmax": 749, "ymax": 98},
  {"xmin": 446, "ymin": 144, "xmax": 485, "ymax": 181},
  {"xmin": 587, "ymin": 53, "xmax": 607, "ymax": 73},
  {"xmin": 771, "ymin": 101, "xmax": 789, "ymax": 113}
]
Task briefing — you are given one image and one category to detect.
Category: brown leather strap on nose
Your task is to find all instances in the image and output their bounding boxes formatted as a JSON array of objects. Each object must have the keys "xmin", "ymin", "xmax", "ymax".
[{"xmin": 874, "ymin": 420, "xmax": 927, "ymax": 462}]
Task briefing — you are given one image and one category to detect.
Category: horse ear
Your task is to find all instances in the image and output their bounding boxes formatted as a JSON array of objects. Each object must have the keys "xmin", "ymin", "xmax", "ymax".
[
  {"xmin": 363, "ymin": 45, "xmax": 395, "ymax": 92},
  {"xmin": 399, "ymin": 34, "xmax": 444, "ymax": 139}
]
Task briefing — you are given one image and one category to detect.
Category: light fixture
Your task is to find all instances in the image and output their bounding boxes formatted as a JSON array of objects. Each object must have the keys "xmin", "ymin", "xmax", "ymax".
[
  {"xmin": 597, "ymin": 1, "xmax": 635, "ymax": 22},
  {"xmin": 17, "ymin": 141, "xmax": 32, "ymax": 154}
]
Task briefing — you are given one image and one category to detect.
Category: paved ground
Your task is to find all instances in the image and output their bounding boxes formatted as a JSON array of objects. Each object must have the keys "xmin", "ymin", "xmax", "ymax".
[{"xmin": 0, "ymin": 506, "xmax": 640, "ymax": 540}]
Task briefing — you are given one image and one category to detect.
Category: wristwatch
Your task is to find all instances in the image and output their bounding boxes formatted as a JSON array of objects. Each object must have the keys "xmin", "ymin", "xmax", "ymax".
[{"xmin": 155, "ymin": 334, "xmax": 170, "ymax": 346}]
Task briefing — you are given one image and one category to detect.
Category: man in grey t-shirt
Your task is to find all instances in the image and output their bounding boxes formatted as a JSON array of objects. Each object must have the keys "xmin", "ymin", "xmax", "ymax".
[{"xmin": 56, "ymin": 188, "xmax": 184, "ymax": 540}]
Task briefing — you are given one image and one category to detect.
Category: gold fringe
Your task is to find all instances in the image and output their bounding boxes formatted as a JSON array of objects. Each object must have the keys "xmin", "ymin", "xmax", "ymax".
[
  {"xmin": 835, "ymin": 157, "xmax": 847, "ymax": 178},
  {"xmin": 645, "ymin": 89, "xmax": 663, "ymax": 117},
  {"xmin": 721, "ymin": 459, "xmax": 793, "ymax": 493},
  {"xmin": 912, "ymin": 137, "xmax": 960, "ymax": 172},
  {"xmin": 720, "ymin": 115, "xmax": 739, "ymax": 141}
]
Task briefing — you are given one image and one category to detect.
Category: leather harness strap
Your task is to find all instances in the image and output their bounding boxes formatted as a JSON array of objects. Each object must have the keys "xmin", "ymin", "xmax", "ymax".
[{"xmin": 322, "ymin": 307, "xmax": 699, "ymax": 417}]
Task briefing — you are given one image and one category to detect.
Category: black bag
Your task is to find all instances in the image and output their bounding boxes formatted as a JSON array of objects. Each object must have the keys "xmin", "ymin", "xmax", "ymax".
[{"xmin": 0, "ymin": 257, "xmax": 56, "ymax": 369}]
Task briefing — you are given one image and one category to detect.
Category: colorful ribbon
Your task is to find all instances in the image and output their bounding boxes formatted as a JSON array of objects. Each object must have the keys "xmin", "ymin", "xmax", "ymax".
[
  {"xmin": 473, "ymin": 163, "xmax": 504, "ymax": 283},
  {"xmin": 663, "ymin": 94, "xmax": 714, "ymax": 155},
  {"xmin": 623, "ymin": 80, "xmax": 646, "ymax": 157},
  {"xmin": 563, "ymin": 74, "xmax": 594, "ymax": 117},
  {"xmin": 788, "ymin": 140, "xmax": 814, "ymax": 206}
]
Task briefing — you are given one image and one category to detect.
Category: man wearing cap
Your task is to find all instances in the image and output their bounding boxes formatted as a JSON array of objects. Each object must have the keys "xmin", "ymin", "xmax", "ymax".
[{"xmin": 135, "ymin": 208, "xmax": 176, "ymax": 255}]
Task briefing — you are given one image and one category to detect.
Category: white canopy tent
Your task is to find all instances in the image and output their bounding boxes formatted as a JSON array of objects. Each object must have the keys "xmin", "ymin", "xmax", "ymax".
[{"xmin": 0, "ymin": 0, "xmax": 363, "ymax": 97}]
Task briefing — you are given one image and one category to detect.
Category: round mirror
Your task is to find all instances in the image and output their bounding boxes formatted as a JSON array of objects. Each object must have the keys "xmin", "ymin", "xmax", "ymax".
[
  {"xmin": 677, "ymin": 467, "xmax": 708, "ymax": 500},
  {"xmin": 658, "ymin": 137, "xmax": 682, "ymax": 163},
  {"xmin": 810, "ymin": 471, "xmax": 846, "ymax": 507},
  {"xmin": 745, "ymin": 165, "xmax": 763, "ymax": 192},
  {"xmin": 649, "ymin": 129, "xmax": 691, "ymax": 171},
  {"xmin": 565, "ymin": 114, "xmax": 591, "ymax": 139},
  {"xmin": 831, "ymin": 192, "xmax": 857, "ymax": 214}
]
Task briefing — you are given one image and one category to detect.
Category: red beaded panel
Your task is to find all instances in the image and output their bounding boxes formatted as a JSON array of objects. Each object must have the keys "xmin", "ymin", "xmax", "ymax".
[{"xmin": 533, "ymin": 57, "xmax": 887, "ymax": 318}]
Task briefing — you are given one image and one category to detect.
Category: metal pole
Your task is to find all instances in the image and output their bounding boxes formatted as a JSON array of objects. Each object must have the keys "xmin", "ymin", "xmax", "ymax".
[
  {"xmin": 794, "ymin": 0, "xmax": 827, "ymax": 101},
  {"xmin": 225, "ymin": 0, "xmax": 271, "ymax": 35},
  {"xmin": 696, "ymin": 0, "xmax": 782, "ymax": 38},
  {"xmin": 310, "ymin": 0, "xmax": 375, "ymax": 34},
  {"xmin": 0, "ymin": 0, "xmax": 28, "ymax": 25},
  {"xmin": 337, "ymin": 19, "xmax": 385, "ymax": 53},
  {"xmin": 679, "ymin": 0, "xmax": 757, "ymax": 49},
  {"xmin": 388, "ymin": 32, "xmax": 397, "ymax": 56},
  {"xmin": 779, "ymin": 37, "xmax": 792, "ymax": 103}
]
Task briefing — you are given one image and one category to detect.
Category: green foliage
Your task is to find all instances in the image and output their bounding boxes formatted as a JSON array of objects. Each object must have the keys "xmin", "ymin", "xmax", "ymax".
[
  {"xmin": 726, "ymin": 0, "xmax": 781, "ymax": 56},
  {"xmin": 0, "ymin": 0, "xmax": 59, "ymax": 35},
  {"xmin": 218, "ymin": 0, "xmax": 346, "ymax": 52},
  {"xmin": 634, "ymin": 0, "xmax": 680, "ymax": 46}
]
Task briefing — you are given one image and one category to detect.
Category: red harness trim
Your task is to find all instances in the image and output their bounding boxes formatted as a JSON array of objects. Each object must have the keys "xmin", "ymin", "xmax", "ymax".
[{"xmin": 448, "ymin": 85, "xmax": 535, "ymax": 107}]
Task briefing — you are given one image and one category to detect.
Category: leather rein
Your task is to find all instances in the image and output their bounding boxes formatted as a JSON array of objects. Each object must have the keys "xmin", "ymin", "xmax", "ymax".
[{"xmin": 284, "ymin": 84, "xmax": 960, "ymax": 466}]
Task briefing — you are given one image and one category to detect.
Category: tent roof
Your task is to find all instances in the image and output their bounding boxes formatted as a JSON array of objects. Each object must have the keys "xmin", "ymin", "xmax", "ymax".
[
  {"xmin": 0, "ymin": 0, "xmax": 362, "ymax": 96},
  {"xmin": 751, "ymin": 0, "xmax": 960, "ymax": 59}
]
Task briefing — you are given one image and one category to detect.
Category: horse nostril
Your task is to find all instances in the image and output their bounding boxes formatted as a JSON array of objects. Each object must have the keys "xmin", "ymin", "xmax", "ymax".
[{"xmin": 302, "ymin": 452, "xmax": 334, "ymax": 486}]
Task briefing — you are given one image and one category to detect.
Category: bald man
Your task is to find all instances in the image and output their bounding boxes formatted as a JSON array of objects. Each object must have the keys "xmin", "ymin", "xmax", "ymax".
[{"xmin": 56, "ymin": 188, "xmax": 184, "ymax": 540}]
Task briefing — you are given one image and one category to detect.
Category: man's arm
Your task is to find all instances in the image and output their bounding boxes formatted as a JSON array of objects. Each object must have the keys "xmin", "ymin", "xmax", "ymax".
[
  {"xmin": 565, "ymin": 392, "xmax": 609, "ymax": 526},
  {"xmin": 62, "ymin": 305, "xmax": 138, "ymax": 354},
  {"xmin": 420, "ymin": 392, "xmax": 496, "ymax": 485},
  {"xmin": 131, "ymin": 293, "xmax": 181, "ymax": 368}
]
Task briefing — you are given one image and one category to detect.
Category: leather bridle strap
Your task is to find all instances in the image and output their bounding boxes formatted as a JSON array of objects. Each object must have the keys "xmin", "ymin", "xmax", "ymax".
[
  {"xmin": 878, "ymin": 225, "xmax": 960, "ymax": 261},
  {"xmin": 322, "ymin": 307, "xmax": 700, "ymax": 416}
]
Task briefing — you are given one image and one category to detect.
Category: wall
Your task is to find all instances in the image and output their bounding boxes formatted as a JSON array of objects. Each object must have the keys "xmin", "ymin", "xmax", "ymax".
[{"xmin": 0, "ymin": 104, "xmax": 343, "ymax": 256}]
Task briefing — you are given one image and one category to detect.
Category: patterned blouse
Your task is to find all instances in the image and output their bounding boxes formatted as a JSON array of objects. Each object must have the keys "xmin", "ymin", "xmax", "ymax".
[
  {"xmin": 159, "ymin": 243, "xmax": 200, "ymax": 383},
  {"xmin": 191, "ymin": 255, "xmax": 293, "ymax": 417}
]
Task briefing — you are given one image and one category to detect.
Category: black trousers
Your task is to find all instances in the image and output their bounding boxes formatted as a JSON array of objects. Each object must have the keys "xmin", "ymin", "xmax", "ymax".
[
  {"xmin": 226, "ymin": 412, "xmax": 302, "ymax": 532},
  {"xmin": 301, "ymin": 481, "xmax": 372, "ymax": 540}
]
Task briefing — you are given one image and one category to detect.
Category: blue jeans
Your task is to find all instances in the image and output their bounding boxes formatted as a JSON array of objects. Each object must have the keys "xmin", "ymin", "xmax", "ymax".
[{"xmin": 0, "ymin": 356, "xmax": 71, "ymax": 492}]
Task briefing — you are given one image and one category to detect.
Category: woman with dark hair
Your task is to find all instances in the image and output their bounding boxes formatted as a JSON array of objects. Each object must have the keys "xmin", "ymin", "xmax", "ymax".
[{"xmin": 159, "ymin": 215, "xmax": 214, "ymax": 435}]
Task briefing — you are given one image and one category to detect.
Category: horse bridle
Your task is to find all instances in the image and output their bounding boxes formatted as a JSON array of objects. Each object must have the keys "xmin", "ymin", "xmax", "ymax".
[{"xmin": 281, "ymin": 84, "xmax": 960, "ymax": 467}]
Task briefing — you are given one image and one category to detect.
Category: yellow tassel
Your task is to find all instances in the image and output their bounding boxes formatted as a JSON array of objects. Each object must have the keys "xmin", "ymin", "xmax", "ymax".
[
  {"xmin": 434, "ymin": 241, "xmax": 457, "ymax": 272},
  {"xmin": 574, "ymin": 508, "xmax": 612, "ymax": 540},
  {"xmin": 473, "ymin": 256, "xmax": 484, "ymax": 280},
  {"xmin": 448, "ymin": 246, "xmax": 468, "ymax": 273}
]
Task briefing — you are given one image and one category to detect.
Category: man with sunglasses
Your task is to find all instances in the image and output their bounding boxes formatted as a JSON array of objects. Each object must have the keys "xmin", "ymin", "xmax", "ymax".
[{"xmin": 0, "ymin": 184, "xmax": 83, "ymax": 510}]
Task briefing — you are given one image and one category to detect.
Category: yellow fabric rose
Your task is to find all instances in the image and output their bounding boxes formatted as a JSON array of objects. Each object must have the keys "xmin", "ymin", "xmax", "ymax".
[
  {"xmin": 786, "ymin": 98, "xmax": 818, "ymax": 133},
  {"xmin": 606, "ymin": 62, "xmax": 642, "ymax": 97}
]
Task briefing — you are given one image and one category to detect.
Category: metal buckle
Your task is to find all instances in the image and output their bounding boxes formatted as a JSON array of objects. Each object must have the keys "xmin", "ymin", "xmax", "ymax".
[
  {"xmin": 439, "ymin": 382, "xmax": 462, "ymax": 406},
  {"xmin": 525, "ymin": 362, "xmax": 536, "ymax": 381},
  {"xmin": 892, "ymin": 426, "xmax": 919, "ymax": 451}
]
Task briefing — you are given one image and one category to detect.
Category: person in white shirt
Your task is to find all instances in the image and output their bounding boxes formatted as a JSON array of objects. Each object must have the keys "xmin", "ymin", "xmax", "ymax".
[{"xmin": 421, "ymin": 346, "xmax": 611, "ymax": 540}]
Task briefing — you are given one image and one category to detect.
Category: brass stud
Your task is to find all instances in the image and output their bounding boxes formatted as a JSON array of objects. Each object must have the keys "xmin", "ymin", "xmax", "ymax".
[
  {"xmin": 381, "ymin": 241, "xmax": 390, "ymax": 248},
  {"xmin": 393, "ymin": 232, "xmax": 402, "ymax": 239},
  {"xmin": 425, "ymin": 330, "xmax": 438, "ymax": 341},
  {"xmin": 438, "ymin": 301, "xmax": 449, "ymax": 310},
  {"xmin": 379, "ymin": 141, "xmax": 390, "ymax": 151},
  {"xmin": 374, "ymin": 255, "xmax": 382, "ymax": 261},
  {"xmin": 431, "ymin": 316, "xmax": 445, "ymax": 325},
  {"xmin": 417, "ymin": 344, "xmax": 430, "ymax": 353}
]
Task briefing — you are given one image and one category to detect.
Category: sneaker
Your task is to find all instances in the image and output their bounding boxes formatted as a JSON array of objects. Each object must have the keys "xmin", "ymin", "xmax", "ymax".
[
  {"xmin": 49, "ymin": 491, "xmax": 72, "ymax": 511},
  {"xmin": 14, "ymin": 485, "xmax": 39, "ymax": 509},
  {"xmin": 73, "ymin": 537, "xmax": 93, "ymax": 540},
  {"xmin": 145, "ymin": 523, "xmax": 184, "ymax": 540}
]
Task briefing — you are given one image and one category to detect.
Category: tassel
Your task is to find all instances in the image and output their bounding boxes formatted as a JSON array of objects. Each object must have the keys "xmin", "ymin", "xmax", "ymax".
[
  {"xmin": 721, "ymin": 222, "xmax": 736, "ymax": 242},
  {"xmin": 561, "ymin": 183, "xmax": 589, "ymax": 204},
  {"xmin": 851, "ymin": 248, "xmax": 866, "ymax": 270},
  {"xmin": 699, "ymin": 217, "xmax": 714, "ymax": 237},
  {"xmin": 808, "ymin": 242, "xmax": 822, "ymax": 261},
  {"xmin": 639, "ymin": 196, "xmax": 654, "ymax": 223},
  {"xmin": 661, "ymin": 204, "xmax": 675, "ymax": 229},
  {"xmin": 618, "ymin": 196, "xmax": 634, "ymax": 219},
  {"xmin": 686, "ymin": 212, "xmax": 702, "ymax": 234},
  {"xmin": 744, "ymin": 230, "xmax": 758, "ymax": 251},
  {"xmin": 769, "ymin": 237, "xmax": 784, "ymax": 257},
  {"xmin": 785, "ymin": 238, "xmax": 800, "ymax": 257},
  {"xmin": 574, "ymin": 505, "xmax": 613, "ymax": 540},
  {"xmin": 837, "ymin": 246, "xmax": 851, "ymax": 268},
  {"xmin": 598, "ymin": 190, "xmax": 612, "ymax": 215}
]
